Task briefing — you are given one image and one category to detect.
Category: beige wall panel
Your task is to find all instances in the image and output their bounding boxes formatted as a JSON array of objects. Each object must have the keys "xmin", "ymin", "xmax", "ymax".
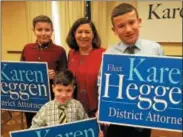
[
  {"xmin": 161, "ymin": 43, "xmax": 182, "ymax": 56},
  {"xmin": 138, "ymin": 1, "xmax": 182, "ymax": 42},
  {"xmin": 91, "ymin": 1, "xmax": 108, "ymax": 48},
  {"xmin": 2, "ymin": 1, "xmax": 28, "ymax": 61}
]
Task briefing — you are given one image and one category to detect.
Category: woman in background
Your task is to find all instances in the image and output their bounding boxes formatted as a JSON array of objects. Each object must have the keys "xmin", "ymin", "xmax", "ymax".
[{"xmin": 66, "ymin": 18, "xmax": 105, "ymax": 117}]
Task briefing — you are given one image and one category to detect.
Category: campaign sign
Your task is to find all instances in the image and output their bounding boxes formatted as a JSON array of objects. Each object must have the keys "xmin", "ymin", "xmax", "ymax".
[
  {"xmin": 10, "ymin": 118, "xmax": 99, "ymax": 137},
  {"xmin": 98, "ymin": 54, "xmax": 182, "ymax": 132},
  {"xmin": 1, "ymin": 61, "xmax": 51, "ymax": 112}
]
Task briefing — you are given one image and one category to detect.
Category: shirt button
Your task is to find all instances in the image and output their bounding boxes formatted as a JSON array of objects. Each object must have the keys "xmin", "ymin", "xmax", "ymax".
[
  {"xmin": 80, "ymin": 89, "xmax": 87, "ymax": 93},
  {"xmin": 38, "ymin": 57, "xmax": 41, "ymax": 60}
]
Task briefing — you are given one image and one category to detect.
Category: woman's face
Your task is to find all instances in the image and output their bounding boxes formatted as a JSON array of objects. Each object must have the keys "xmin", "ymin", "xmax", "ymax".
[{"xmin": 74, "ymin": 23, "xmax": 94, "ymax": 49}]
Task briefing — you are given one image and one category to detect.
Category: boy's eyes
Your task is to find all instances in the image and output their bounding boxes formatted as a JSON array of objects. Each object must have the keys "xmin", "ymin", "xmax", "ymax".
[
  {"xmin": 57, "ymin": 89, "xmax": 62, "ymax": 92},
  {"xmin": 56, "ymin": 89, "xmax": 72, "ymax": 93},
  {"xmin": 116, "ymin": 20, "xmax": 136, "ymax": 28},
  {"xmin": 36, "ymin": 28, "xmax": 51, "ymax": 32},
  {"xmin": 129, "ymin": 20, "xmax": 135, "ymax": 25},
  {"xmin": 117, "ymin": 24, "xmax": 125, "ymax": 28},
  {"xmin": 66, "ymin": 90, "xmax": 72, "ymax": 93}
]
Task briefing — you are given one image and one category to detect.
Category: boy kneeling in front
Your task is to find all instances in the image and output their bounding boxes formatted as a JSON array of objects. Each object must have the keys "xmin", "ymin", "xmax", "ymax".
[{"xmin": 30, "ymin": 70, "xmax": 103, "ymax": 137}]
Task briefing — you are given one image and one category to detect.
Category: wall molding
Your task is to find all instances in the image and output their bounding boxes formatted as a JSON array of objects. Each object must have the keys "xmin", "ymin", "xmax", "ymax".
[{"xmin": 7, "ymin": 51, "xmax": 22, "ymax": 54}]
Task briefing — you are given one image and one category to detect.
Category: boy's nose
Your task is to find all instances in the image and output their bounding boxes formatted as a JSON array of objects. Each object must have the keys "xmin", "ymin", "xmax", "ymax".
[
  {"xmin": 126, "ymin": 25, "xmax": 132, "ymax": 32},
  {"xmin": 41, "ymin": 30, "xmax": 46, "ymax": 35},
  {"xmin": 61, "ymin": 92, "xmax": 67, "ymax": 97}
]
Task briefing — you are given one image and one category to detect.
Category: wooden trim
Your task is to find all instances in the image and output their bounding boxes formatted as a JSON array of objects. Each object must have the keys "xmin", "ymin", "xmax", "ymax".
[
  {"xmin": 7, "ymin": 51, "xmax": 22, "ymax": 54},
  {"xmin": 167, "ymin": 55, "xmax": 182, "ymax": 57},
  {"xmin": 159, "ymin": 42, "xmax": 182, "ymax": 44}
]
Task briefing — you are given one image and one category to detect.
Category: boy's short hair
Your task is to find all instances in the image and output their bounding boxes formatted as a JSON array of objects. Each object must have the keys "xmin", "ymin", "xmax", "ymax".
[
  {"xmin": 111, "ymin": 3, "xmax": 139, "ymax": 26},
  {"xmin": 33, "ymin": 15, "xmax": 53, "ymax": 29},
  {"xmin": 53, "ymin": 70, "xmax": 75, "ymax": 86}
]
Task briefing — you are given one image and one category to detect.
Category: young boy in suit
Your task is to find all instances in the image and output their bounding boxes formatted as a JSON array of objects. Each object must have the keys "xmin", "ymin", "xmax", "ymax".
[{"xmin": 31, "ymin": 70, "xmax": 103, "ymax": 137}]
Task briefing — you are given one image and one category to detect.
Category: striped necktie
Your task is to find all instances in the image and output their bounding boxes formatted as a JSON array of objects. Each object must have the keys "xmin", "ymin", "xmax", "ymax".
[
  {"xmin": 58, "ymin": 105, "xmax": 67, "ymax": 124},
  {"xmin": 125, "ymin": 46, "xmax": 136, "ymax": 54}
]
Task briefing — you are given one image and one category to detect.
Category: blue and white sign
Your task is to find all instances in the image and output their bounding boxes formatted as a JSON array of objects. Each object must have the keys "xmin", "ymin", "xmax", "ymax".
[
  {"xmin": 10, "ymin": 118, "xmax": 99, "ymax": 137},
  {"xmin": 98, "ymin": 54, "xmax": 182, "ymax": 132},
  {"xmin": 1, "ymin": 61, "xmax": 51, "ymax": 112}
]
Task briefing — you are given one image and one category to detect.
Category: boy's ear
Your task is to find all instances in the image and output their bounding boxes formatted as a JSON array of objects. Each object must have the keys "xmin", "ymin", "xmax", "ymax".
[
  {"xmin": 138, "ymin": 18, "xmax": 142, "ymax": 27},
  {"xmin": 72, "ymin": 85, "xmax": 76, "ymax": 92},
  {"xmin": 112, "ymin": 27, "xmax": 115, "ymax": 32},
  {"xmin": 112, "ymin": 27, "xmax": 117, "ymax": 36},
  {"xmin": 52, "ymin": 85, "xmax": 55, "ymax": 93},
  {"xmin": 52, "ymin": 85, "xmax": 55, "ymax": 89},
  {"xmin": 32, "ymin": 28, "xmax": 35, "ymax": 33}
]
